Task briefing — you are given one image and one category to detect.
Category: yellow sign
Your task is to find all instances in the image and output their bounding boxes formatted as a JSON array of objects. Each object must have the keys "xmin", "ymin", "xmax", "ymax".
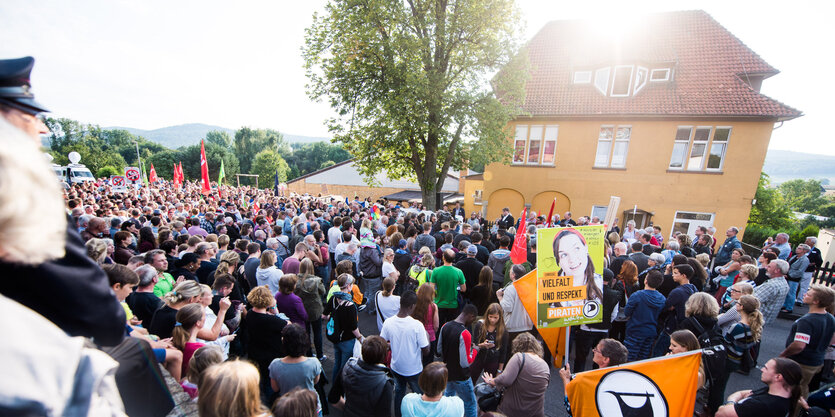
[{"xmin": 535, "ymin": 225, "xmax": 607, "ymax": 328}]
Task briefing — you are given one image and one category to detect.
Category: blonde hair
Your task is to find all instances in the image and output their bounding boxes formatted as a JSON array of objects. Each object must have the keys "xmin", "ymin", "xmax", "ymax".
[
  {"xmin": 247, "ymin": 286, "xmax": 274, "ymax": 309},
  {"xmin": 685, "ymin": 292, "xmax": 720, "ymax": 319},
  {"xmin": 187, "ymin": 345, "xmax": 223, "ymax": 387},
  {"xmin": 163, "ymin": 280, "xmax": 202, "ymax": 305},
  {"xmin": 85, "ymin": 238, "xmax": 108, "ymax": 264},
  {"xmin": 0, "ymin": 118, "xmax": 66, "ymax": 264},
  {"xmin": 259, "ymin": 250, "xmax": 275, "ymax": 269},
  {"xmin": 197, "ymin": 360, "xmax": 268, "ymax": 417},
  {"xmin": 738, "ymin": 295, "xmax": 764, "ymax": 341},
  {"xmin": 739, "ymin": 264, "xmax": 758, "ymax": 281},
  {"xmin": 695, "ymin": 253, "xmax": 710, "ymax": 267},
  {"xmin": 217, "ymin": 250, "xmax": 239, "ymax": 273}
]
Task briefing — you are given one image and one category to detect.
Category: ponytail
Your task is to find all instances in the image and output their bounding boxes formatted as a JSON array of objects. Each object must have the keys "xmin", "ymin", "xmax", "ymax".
[
  {"xmin": 738, "ymin": 295, "xmax": 764, "ymax": 341},
  {"xmin": 172, "ymin": 303, "xmax": 204, "ymax": 351},
  {"xmin": 163, "ymin": 280, "xmax": 201, "ymax": 305}
]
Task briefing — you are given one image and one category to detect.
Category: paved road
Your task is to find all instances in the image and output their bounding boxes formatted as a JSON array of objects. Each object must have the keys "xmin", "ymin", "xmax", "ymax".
[{"xmin": 317, "ymin": 304, "xmax": 807, "ymax": 416}]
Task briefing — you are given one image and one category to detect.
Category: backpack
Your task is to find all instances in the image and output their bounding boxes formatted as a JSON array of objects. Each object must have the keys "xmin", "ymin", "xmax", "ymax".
[
  {"xmin": 686, "ymin": 316, "xmax": 727, "ymax": 388},
  {"xmin": 326, "ymin": 301, "xmax": 344, "ymax": 343}
]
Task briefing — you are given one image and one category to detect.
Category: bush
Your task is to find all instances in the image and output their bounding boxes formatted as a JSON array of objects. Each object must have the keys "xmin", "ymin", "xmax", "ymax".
[
  {"xmin": 791, "ymin": 224, "xmax": 819, "ymax": 247},
  {"xmin": 97, "ymin": 165, "xmax": 120, "ymax": 178},
  {"xmin": 742, "ymin": 223, "xmax": 780, "ymax": 247}
]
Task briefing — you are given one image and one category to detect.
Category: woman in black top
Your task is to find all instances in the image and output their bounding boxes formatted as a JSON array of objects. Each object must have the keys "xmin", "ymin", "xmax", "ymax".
[
  {"xmin": 323, "ymin": 274, "xmax": 364, "ymax": 384},
  {"xmin": 469, "ymin": 266, "xmax": 498, "ymax": 316},
  {"xmin": 244, "ymin": 285, "xmax": 287, "ymax": 404}
]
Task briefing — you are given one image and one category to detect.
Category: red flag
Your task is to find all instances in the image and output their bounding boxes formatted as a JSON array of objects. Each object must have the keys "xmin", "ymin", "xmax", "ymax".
[
  {"xmin": 546, "ymin": 197, "xmax": 556, "ymax": 227},
  {"xmin": 172, "ymin": 163, "xmax": 180, "ymax": 186},
  {"xmin": 200, "ymin": 140, "xmax": 211, "ymax": 195},
  {"xmin": 149, "ymin": 164, "xmax": 158, "ymax": 183},
  {"xmin": 178, "ymin": 162, "xmax": 184, "ymax": 184},
  {"xmin": 510, "ymin": 208, "xmax": 527, "ymax": 264}
]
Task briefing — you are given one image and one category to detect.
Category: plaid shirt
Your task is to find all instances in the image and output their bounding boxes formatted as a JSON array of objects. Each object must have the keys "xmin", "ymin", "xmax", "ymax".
[
  {"xmin": 754, "ymin": 276, "xmax": 789, "ymax": 324},
  {"xmin": 199, "ymin": 218, "xmax": 216, "ymax": 234}
]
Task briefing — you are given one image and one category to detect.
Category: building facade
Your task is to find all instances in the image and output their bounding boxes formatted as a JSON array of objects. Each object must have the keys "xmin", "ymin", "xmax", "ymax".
[{"xmin": 473, "ymin": 10, "xmax": 800, "ymax": 239}]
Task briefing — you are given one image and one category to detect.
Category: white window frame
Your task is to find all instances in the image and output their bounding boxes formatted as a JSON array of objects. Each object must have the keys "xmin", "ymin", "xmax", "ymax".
[
  {"xmin": 671, "ymin": 211, "xmax": 715, "ymax": 240},
  {"xmin": 512, "ymin": 125, "xmax": 528, "ymax": 165},
  {"xmin": 668, "ymin": 126, "xmax": 692, "ymax": 170},
  {"xmin": 634, "ymin": 66, "xmax": 648, "ymax": 94},
  {"xmin": 594, "ymin": 125, "xmax": 630, "ymax": 168},
  {"xmin": 706, "ymin": 126, "xmax": 732, "ymax": 171},
  {"xmin": 512, "ymin": 124, "xmax": 559, "ymax": 166},
  {"xmin": 541, "ymin": 125, "xmax": 558, "ymax": 166},
  {"xmin": 610, "ymin": 65, "xmax": 635, "ymax": 97},
  {"xmin": 573, "ymin": 71, "xmax": 592, "ymax": 84},
  {"xmin": 594, "ymin": 67, "xmax": 611, "ymax": 95},
  {"xmin": 686, "ymin": 126, "xmax": 713, "ymax": 171},
  {"xmin": 591, "ymin": 205, "xmax": 608, "ymax": 221},
  {"xmin": 650, "ymin": 68, "xmax": 670, "ymax": 82},
  {"xmin": 611, "ymin": 126, "xmax": 631, "ymax": 168}
]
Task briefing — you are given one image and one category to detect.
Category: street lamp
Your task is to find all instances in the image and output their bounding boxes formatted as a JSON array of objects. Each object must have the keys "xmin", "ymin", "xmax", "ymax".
[{"xmin": 132, "ymin": 139, "xmax": 142, "ymax": 180}]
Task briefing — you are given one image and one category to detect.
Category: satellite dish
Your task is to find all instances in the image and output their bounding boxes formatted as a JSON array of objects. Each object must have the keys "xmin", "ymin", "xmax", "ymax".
[{"xmin": 68, "ymin": 151, "xmax": 81, "ymax": 164}]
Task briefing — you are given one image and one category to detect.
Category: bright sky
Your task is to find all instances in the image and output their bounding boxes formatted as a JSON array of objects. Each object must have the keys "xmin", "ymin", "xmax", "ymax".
[{"xmin": 1, "ymin": 0, "xmax": 831, "ymax": 154}]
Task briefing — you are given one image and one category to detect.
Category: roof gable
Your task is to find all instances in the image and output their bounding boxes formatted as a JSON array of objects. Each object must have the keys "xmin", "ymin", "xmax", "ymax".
[{"xmin": 519, "ymin": 10, "xmax": 801, "ymax": 120}]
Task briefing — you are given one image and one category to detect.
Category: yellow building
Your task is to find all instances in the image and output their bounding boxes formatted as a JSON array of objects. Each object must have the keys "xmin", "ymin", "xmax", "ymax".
[{"xmin": 473, "ymin": 10, "xmax": 801, "ymax": 240}]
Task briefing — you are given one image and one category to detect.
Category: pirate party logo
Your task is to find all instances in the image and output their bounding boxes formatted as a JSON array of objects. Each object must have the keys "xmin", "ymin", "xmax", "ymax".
[{"xmin": 595, "ymin": 369, "xmax": 668, "ymax": 417}]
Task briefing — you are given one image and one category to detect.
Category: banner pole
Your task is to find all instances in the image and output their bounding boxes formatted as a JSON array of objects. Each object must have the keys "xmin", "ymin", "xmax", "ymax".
[{"xmin": 564, "ymin": 326, "xmax": 570, "ymax": 367}]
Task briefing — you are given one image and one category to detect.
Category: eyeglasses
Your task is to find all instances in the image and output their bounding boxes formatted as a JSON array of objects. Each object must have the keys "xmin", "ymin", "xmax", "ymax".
[
  {"xmin": 730, "ymin": 288, "xmax": 741, "ymax": 293},
  {"xmin": 592, "ymin": 347, "xmax": 601, "ymax": 354}
]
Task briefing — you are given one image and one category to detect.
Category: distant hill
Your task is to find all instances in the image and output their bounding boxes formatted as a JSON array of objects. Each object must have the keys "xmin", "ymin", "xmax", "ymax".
[
  {"xmin": 762, "ymin": 150, "xmax": 835, "ymax": 185},
  {"xmin": 105, "ymin": 123, "xmax": 330, "ymax": 149}
]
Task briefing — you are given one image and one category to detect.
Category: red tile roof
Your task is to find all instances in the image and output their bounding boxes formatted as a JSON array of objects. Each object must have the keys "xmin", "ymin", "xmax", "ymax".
[{"xmin": 518, "ymin": 10, "xmax": 801, "ymax": 120}]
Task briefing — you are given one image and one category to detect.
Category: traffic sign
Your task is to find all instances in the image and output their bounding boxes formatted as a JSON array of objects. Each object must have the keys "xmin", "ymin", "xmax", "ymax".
[{"xmin": 125, "ymin": 167, "xmax": 140, "ymax": 182}]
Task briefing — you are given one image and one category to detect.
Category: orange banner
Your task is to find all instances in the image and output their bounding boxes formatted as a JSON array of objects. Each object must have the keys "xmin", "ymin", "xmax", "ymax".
[
  {"xmin": 513, "ymin": 269, "xmax": 566, "ymax": 365},
  {"xmin": 566, "ymin": 351, "xmax": 702, "ymax": 417}
]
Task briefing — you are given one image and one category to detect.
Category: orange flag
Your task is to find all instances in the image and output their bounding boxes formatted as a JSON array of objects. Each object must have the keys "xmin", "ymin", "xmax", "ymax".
[
  {"xmin": 512, "ymin": 269, "xmax": 566, "ymax": 365},
  {"xmin": 565, "ymin": 351, "xmax": 702, "ymax": 417},
  {"xmin": 510, "ymin": 208, "xmax": 527, "ymax": 264}
]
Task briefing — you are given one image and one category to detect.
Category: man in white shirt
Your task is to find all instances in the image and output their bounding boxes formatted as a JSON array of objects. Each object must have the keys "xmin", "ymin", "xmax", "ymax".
[{"xmin": 380, "ymin": 291, "xmax": 430, "ymax": 417}]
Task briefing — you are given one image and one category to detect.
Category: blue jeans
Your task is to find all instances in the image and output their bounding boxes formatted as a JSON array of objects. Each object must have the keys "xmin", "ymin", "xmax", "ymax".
[
  {"xmin": 445, "ymin": 379, "xmax": 477, "ymax": 417},
  {"xmin": 332, "ymin": 338, "xmax": 355, "ymax": 383},
  {"xmin": 393, "ymin": 371, "xmax": 422, "ymax": 417},
  {"xmin": 363, "ymin": 277, "xmax": 382, "ymax": 314},
  {"xmin": 783, "ymin": 280, "xmax": 800, "ymax": 311}
]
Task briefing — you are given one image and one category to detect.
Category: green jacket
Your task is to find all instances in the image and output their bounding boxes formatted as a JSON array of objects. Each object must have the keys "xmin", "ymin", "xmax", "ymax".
[{"xmin": 153, "ymin": 273, "xmax": 175, "ymax": 298}]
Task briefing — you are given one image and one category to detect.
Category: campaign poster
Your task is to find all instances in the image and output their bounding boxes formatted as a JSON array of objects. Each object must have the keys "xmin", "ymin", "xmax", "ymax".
[{"xmin": 536, "ymin": 225, "xmax": 607, "ymax": 328}]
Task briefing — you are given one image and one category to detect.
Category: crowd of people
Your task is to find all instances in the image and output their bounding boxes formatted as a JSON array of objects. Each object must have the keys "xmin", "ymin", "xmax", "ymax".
[{"xmin": 2, "ymin": 56, "xmax": 834, "ymax": 417}]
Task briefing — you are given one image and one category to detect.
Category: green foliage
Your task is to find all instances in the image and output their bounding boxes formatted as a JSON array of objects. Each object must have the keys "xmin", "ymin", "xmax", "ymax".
[
  {"xmin": 303, "ymin": 0, "xmax": 528, "ymax": 209},
  {"xmin": 96, "ymin": 165, "xmax": 120, "ymax": 178},
  {"xmin": 251, "ymin": 149, "xmax": 290, "ymax": 185},
  {"xmin": 179, "ymin": 142, "xmax": 240, "ymax": 182},
  {"xmin": 283, "ymin": 141, "xmax": 351, "ymax": 179},
  {"xmin": 234, "ymin": 128, "xmax": 288, "ymax": 173},
  {"xmin": 206, "ymin": 130, "xmax": 232, "ymax": 149},
  {"xmin": 791, "ymin": 224, "xmax": 819, "ymax": 247},
  {"xmin": 778, "ymin": 179, "xmax": 827, "ymax": 214},
  {"xmin": 748, "ymin": 173, "xmax": 792, "ymax": 229},
  {"xmin": 741, "ymin": 223, "xmax": 779, "ymax": 247}
]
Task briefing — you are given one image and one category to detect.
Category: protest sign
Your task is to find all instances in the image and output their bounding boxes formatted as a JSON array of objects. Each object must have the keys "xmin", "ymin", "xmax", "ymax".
[
  {"xmin": 535, "ymin": 225, "xmax": 607, "ymax": 328},
  {"xmin": 110, "ymin": 175, "xmax": 127, "ymax": 193}
]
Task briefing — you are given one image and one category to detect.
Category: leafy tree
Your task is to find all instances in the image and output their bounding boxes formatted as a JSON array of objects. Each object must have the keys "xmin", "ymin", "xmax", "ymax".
[
  {"xmin": 778, "ymin": 179, "xmax": 827, "ymax": 214},
  {"xmin": 147, "ymin": 149, "xmax": 183, "ymax": 181},
  {"xmin": 97, "ymin": 166, "xmax": 120, "ymax": 178},
  {"xmin": 283, "ymin": 141, "xmax": 351, "ymax": 178},
  {"xmin": 179, "ymin": 142, "xmax": 240, "ymax": 182},
  {"xmin": 233, "ymin": 127, "xmax": 288, "ymax": 173},
  {"xmin": 251, "ymin": 149, "xmax": 290, "ymax": 186},
  {"xmin": 206, "ymin": 130, "xmax": 233, "ymax": 149},
  {"xmin": 303, "ymin": 0, "xmax": 528, "ymax": 209},
  {"xmin": 748, "ymin": 173, "xmax": 792, "ymax": 229}
]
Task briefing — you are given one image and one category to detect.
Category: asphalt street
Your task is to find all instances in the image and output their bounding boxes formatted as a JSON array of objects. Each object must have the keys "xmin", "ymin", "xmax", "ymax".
[{"xmin": 317, "ymin": 303, "xmax": 807, "ymax": 417}]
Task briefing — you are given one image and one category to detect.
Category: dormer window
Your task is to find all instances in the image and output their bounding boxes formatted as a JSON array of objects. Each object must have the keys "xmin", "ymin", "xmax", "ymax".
[
  {"xmin": 650, "ymin": 68, "xmax": 671, "ymax": 82},
  {"xmin": 581, "ymin": 65, "xmax": 671, "ymax": 97},
  {"xmin": 573, "ymin": 71, "xmax": 592, "ymax": 84}
]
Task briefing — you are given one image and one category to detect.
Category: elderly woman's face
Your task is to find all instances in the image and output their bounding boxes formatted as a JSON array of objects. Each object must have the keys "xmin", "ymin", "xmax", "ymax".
[{"xmin": 557, "ymin": 233, "xmax": 588, "ymax": 278}]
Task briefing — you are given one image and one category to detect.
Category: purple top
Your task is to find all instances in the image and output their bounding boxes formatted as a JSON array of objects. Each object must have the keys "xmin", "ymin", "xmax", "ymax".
[
  {"xmin": 275, "ymin": 292, "xmax": 309, "ymax": 326},
  {"xmin": 281, "ymin": 256, "xmax": 301, "ymax": 275}
]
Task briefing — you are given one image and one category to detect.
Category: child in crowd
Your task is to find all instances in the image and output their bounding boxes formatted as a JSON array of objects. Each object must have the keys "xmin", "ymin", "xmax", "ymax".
[
  {"xmin": 172, "ymin": 303, "xmax": 206, "ymax": 380},
  {"xmin": 181, "ymin": 345, "xmax": 223, "ymax": 399}
]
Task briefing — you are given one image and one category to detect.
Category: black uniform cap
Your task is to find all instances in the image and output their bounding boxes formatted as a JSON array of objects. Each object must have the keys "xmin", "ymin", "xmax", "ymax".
[{"xmin": 0, "ymin": 56, "xmax": 49, "ymax": 115}]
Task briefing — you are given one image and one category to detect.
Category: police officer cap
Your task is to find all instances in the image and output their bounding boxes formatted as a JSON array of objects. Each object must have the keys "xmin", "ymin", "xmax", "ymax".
[{"xmin": 0, "ymin": 56, "xmax": 49, "ymax": 115}]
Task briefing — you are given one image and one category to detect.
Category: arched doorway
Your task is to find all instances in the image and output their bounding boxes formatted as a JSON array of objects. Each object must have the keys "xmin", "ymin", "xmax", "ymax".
[
  {"xmin": 486, "ymin": 188, "xmax": 525, "ymax": 221},
  {"xmin": 531, "ymin": 191, "xmax": 571, "ymax": 221}
]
